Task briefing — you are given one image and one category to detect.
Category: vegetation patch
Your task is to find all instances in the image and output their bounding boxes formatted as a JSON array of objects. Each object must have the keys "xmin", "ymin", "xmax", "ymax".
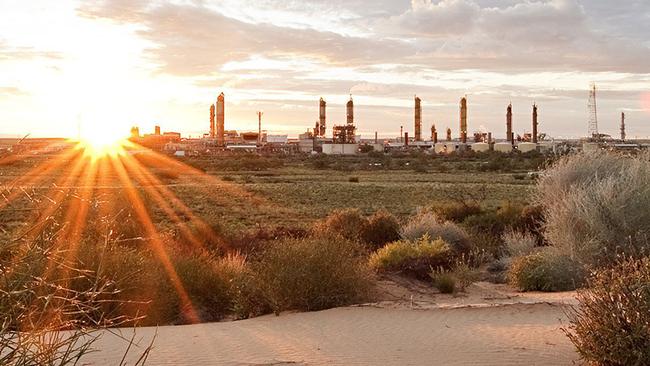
[
  {"xmin": 508, "ymin": 249, "xmax": 585, "ymax": 292},
  {"xmin": 566, "ymin": 257, "xmax": 650, "ymax": 366},
  {"xmin": 401, "ymin": 212, "xmax": 472, "ymax": 253},
  {"xmin": 370, "ymin": 236, "xmax": 453, "ymax": 280},
  {"xmin": 536, "ymin": 151, "xmax": 650, "ymax": 267},
  {"xmin": 253, "ymin": 236, "xmax": 374, "ymax": 313}
]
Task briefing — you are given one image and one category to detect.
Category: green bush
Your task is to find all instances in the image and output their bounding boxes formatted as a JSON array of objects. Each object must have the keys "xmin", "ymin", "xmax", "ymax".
[
  {"xmin": 254, "ymin": 236, "xmax": 373, "ymax": 313},
  {"xmin": 401, "ymin": 212, "xmax": 472, "ymax": 253},
  {"xmin": 537, "ymin": 152, "xmax": 650, "ymax": 267},
  {"xmin": 360, "ymin": 209, "xmax": 401, "ymax": 250},
  {"xmin": 565, "ymin": 257, "xmax": 650, "ymax": 365},
  {"xmin": 370, "ymin": 236, "xmax": 453, "ymax": 280},
  {"xmin": 508, "ymin": 249, "xmax": 585, "ymax": 292}
]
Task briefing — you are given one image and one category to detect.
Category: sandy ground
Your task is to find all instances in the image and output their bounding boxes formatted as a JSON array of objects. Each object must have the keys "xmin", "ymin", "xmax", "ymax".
[{"xmin": 83, "ymin": 281, "xmax": 579, "ymax": 366}]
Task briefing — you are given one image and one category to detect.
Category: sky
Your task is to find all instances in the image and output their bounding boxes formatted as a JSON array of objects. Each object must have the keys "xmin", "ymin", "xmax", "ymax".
[{"xmin": 1, "ymin": 0, "xmax": 650, "ymax": 139}]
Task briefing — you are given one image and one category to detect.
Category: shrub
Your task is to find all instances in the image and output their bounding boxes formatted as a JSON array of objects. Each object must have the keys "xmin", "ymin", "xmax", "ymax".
[
  {"xmin": 172, "ymin": 252, "xmax": 247, "ymax": 322},
  {"xmin": 360, "ymin": 209, "xmax": 401, "ymax": 250},
  {"xmin": 370, "ymin": 236, "xmax": 453, "ymax": 280},
  {"xmin": 535, "ymin": 151, "xmax": 628, "ymax": 204},
  {"xmin": 430, "ymin": 259, "xmax": 480, "ymax": 294},
  {"xmin": 313, "ymin": 208, "xmax": 368, "ymax": 242},
  {"xmin": 519, "ymin": 204, "xmax": 544, "ymax": 240},
  {"xmin": 0, "ymin": 240, "xmax": 153, "ymax": 365},
  {"xmin": 537, "ymin": 152, "xmax": 650, "ymax": 267},
  {"xmin": 508, "ymin": 249, "xmax": 585, "ymax": 292},
  {"xmin": 502, "ymin": 229, "xmax": 537, "ymax": 257},
  {"xmin": 450, "ymin": 260, "xmax": 480, "ymax": 292},
  {"xmin": 348, "ymin": 176, "xmax": 360, "ymax": 183},
  {"xmin": 254, "ymin": 236, "xmax": 373, "ymax": 313},
  {"xmin": 565, "ymin": 257, "xmax": 650, "ymax": 365},
  {"xmin": 431, "ymin": 271, "xmax": 456, "ymax": 294},
  {"xmin": 428, "ymin": 201, "xmax": 482, "ymax": 223},
  {"xmin": 401, "ymin": 212, "xmax": 472, "ymax": 253}
]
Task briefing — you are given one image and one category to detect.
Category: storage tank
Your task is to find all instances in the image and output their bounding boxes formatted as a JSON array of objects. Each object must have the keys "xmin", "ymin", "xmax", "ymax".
[
  {"xmin": 322, "ymin": 144, "xmax": 358, "ymax": 155},
  {"xmin": 494, "ymin": 142, "xmax": 513, "ymax": 153},
  {"xmin": 444, "ymin": 142, "xmax": 460, "ymax": 152},
  {"xmin": 471, "ymin": 142, "xmax": 490, "ymax": 152},
  {"xmin": 434, "ymin": 142, "xmax": 447, "ymax": 154},
  {"xmin": 518, "ymin": 142, "xmax": 537, "ymax": 153}
]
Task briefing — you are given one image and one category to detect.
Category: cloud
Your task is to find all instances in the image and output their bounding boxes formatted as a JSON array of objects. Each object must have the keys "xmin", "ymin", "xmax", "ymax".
[
  {"xmin": 0, "ymin": 39, "xmax": 62, "ymax": 62},
  {"xmin": 388, "ymin": 0, "xmax": 481, "ymax": 36},
  {"xmin": 0, "ymin": 87, "xmax": 27, "ymax": 96},
  {"xmin": 77, "ymin": 1, "xmax": 411, "ymax": 76},
  {"xmin": 385, "ymin": 0, "xmax": 650, "ymax": 73}
]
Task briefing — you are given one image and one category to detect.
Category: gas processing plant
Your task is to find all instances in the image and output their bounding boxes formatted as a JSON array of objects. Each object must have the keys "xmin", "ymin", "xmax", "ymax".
[{"xmin": 129, "ymin": 84, "xmax": 648, "ymax": 156}]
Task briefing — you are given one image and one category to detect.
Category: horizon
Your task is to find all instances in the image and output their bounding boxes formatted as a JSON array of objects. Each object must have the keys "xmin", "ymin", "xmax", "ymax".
[{"xmin": 2, "ymin": 1, "xmax": 650, "ymax": 140}]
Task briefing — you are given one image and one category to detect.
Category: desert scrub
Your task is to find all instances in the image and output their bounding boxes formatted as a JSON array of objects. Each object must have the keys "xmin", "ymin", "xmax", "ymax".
[
  {"xmin": 254, "ymin": 236, "xmax": 374, "ymax": 313},
  {"xmin": 313, "ymin": 208, "xmax": 367, "ymax": 242},
  {"xmin": 430, "ymin": 259, "xmax": 480, "ymax": 294},
  {"xmin": 172, "ymin": 252, "xmax": 250, "ymax": 322},
  {"xmin": 508, "ymin": 249, "xmax": 585, "ymax": 292},
  {"xmin": 400, "ymin": 212, "xmax": 472, "ymax": 253},
  {"xmin": 427, "ymin": 201, "xmax": 482, "ymax": 223},
  {"xmin": 314, "ymin": 208, "xmax": 400, "ymax": 250},
  {"xmin": 360, "ymin": 209, "xmax": 401, "ymax": 250},
  {"xmin": 370, "ymin": 236, "xmax": 453, "ymax": 280},
  {"xmin": 536, "ymin": 151, "xmax": 650, "ymax": 267},
  {"xmin": 431, "ymin": 271, "xmax": 456, "ymax": 294},
  {"xmin": 565, "ymin": 257, "xmax": 650, "ymax": 365},
  {"xmin": 501, "ymin": 229, "xmax": 537, "ymax": 257},
  {"xmin": 0, "ymin": 240, "xmax": 153, "ymax": 365}
]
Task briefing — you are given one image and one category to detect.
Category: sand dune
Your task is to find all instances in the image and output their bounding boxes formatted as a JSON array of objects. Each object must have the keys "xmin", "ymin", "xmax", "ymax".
[{"xmin": 85, "ymin": 283, "xmax": 578, "ymax": 365}]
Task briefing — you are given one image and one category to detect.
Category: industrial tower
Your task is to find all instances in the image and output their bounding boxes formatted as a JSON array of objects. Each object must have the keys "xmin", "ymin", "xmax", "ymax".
[
  {"xmin": 257, "ymin": 111, "xmax": 263, "ymax": 145},
  {"xmin": 414, "ymin": 96, "xmax": 422, "ymax": 141},
  {"xmin": 333, "ymin": 95, "xmax": 357, "ymax": 144},
  {"xmin": 209, "ymin": 104, "xmax": 216, "ymax": 139},
  {"xmin": 506, "ymin": 103, "xmax": 513, "ymax": 143},
  {"xmin": 621, "ymin": 112, "xmax": 626, "ymax": 141},
  {"xmin": 532, "ymin": 104, "xmax": 538, "ymax": 144},
  {"xmin": 216, "ymin": 92, "xmax": 225, "ymax": 146},
  {"xmin": 319, "ymin": 98, "xmax": 327, "ymax": 136},
  {"xmin": 588, "ymin": 83, "xmax": 599, "ymax": 138},
  {"xmin": 346, "ymin": 95, "xmax": 354, "ymax": 125},
  {"xmin": 460, "ymin": 97, "xmax": 468, "ymax": 143}
]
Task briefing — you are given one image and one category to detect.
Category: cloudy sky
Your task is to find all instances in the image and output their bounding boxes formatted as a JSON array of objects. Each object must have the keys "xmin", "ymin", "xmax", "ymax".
[{"xmin": 1, "ymin": 0, "xmax": 649, "ymax": 139}]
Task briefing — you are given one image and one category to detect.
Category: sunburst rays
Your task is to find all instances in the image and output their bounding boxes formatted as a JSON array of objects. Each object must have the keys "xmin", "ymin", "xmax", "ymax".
[{"xmin": 0, "ymin": 138, "xmax": 277, "ymax": 324}]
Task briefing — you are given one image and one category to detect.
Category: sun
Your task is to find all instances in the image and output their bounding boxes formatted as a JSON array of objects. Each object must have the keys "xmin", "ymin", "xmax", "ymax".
[{"xmin": 77, "ymin": 128, "xmax": 127, "ymax": 159}]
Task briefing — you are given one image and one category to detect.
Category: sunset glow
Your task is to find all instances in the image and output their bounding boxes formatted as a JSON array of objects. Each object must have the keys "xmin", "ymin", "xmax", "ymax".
[
  {"xmin": 77, "ymin": 129, "xmax": 128, "ymax": 158},
  {"xmin": 1, "ymin": 0, "xmax": 649, "ymax": 139}
]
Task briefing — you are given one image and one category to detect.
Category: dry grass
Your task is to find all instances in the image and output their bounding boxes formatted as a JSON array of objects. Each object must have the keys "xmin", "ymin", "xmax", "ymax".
[
  {"xmin": 370, "ymin": 236, "xmax": 453, "ymax": 280},
  {"xmin": 565, "ymin": 257, "xmax": 650, "ymax": 365},
  {"xmin": 537, "ymin": 151, "xmax": 650, "ymax": 267},
  {"xmin": 400, "ymin": 212, "xmax": 472, "ymax": 253},
  {"xmin": 253, "ymin": 236, "xmax": 374, "ymax": 313}
]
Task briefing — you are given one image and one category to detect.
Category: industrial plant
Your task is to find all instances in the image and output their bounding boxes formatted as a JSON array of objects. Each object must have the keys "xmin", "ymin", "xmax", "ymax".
[{"xmin": 127, "ymin": 84, "xmax": 648, "ymax": 157}]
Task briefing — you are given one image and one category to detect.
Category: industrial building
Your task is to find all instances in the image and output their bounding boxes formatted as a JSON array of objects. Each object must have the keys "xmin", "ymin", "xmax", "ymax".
[{"xmin": 125, "ymin": 83, "xmax": 648, "ymax": 159}]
